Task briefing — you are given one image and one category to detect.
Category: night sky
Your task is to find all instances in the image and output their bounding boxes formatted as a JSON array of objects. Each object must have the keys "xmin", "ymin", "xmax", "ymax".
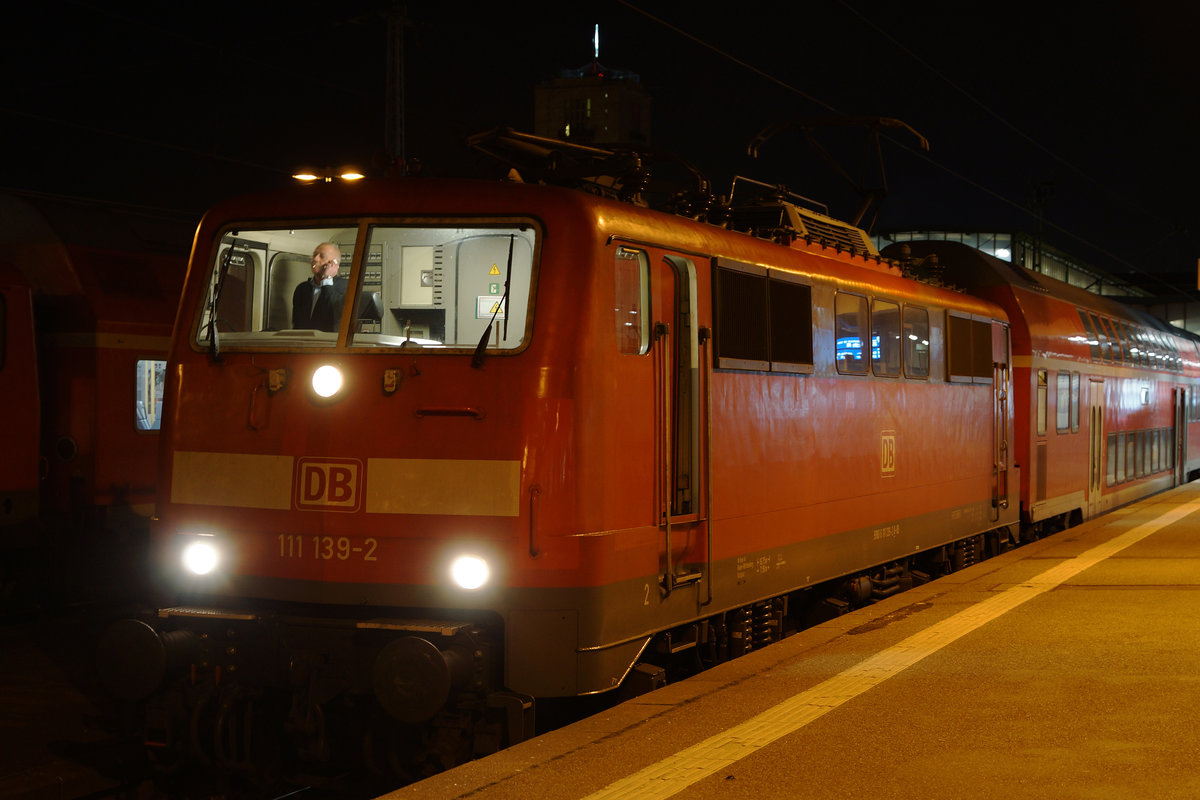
[{"xmin": 6, "ymin": 1, "xmax": 1198, "ymax": 294}]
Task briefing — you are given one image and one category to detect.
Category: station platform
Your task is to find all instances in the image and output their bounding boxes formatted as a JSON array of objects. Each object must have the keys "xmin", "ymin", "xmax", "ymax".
[{"xmin": 384, "ymin": 482, "xmax": 1200, "ymax": 800}]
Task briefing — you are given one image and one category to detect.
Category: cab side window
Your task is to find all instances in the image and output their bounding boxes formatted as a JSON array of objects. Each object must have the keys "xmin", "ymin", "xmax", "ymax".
[{"xmin": 614, "ymin": 247, "xmax": 650, "ymax": 355}]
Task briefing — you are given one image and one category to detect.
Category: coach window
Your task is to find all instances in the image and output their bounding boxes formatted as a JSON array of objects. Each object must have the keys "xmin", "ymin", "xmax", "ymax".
[
  {"xmin": 1157, "ymin": 333, "xmax": 1172, "ymax": 370},
  {"xmin": 1055, "ymin": 372, "xmax": 1070, "ymax": 433},
  {"xmin": 1117, "ymin": 322, "xmax": 1137, "ymax": 367},
  {"xmin": 1104, "ymin": 321, "xmax": 1123, "ymax": 367},
  {"xmin": 0, "ymin": 294, "xmax": 5, "ymax": 370},
  {"xmin": 1036, "ymin": 369, "xmax": 1048, "ymax": 436},
  {"xmin": 1123, "ymin": 325, "xmax": 1138, "ymax": 366},
  {"xmin": 902, "ymin": 306, "xmax": 930, "ymax": 378},
  {"xmin": 1108, "ymin": 321, "xmax": 1128, "ymax": 367},
  {"xmin": 1070, "ymin": 372, "xmax": 1080, "ymax": 432},
  {"xmin": 1147, "ymin": 330, "xmax": 1164, "ymax": 369},
  {"xmin": 835, "ymin": 293, "xmax": 869, "ymax": 374},
  {"xmin": 614, "ymin": 247, "xmax": 650, "ymax": 355},
  {"xmin": 871, "ymin": 299, "xmax": 901, "ymax": 377},
  {"xmin": 1099, "ymin": 318, "xmax": 1118, "ymax": 363},
  {"xmin": 1076, "ymin": 310, "xmax": 1101, "ymax": 360},
  {"xmin": 1167, "ymin": 335, "xmax": 1182, "ymax": 372},
  {"xmin": 1143, "ymin": 327, "xmax": 1157, "ymax": 368},
  {"xmin": 1106, "ymin": 433, "xmax": 1118, "ymax": 486},
  {"xmin": 1139, "ymin": 328, "xmax": 1156, "ymax": 367},
  {"xmin": 1161, "ymin": 332, "xmax": 1177, "ymax": 371},
  {"xmin": 1126, "ymin": 326, "xmax": 1142, "ymax": 367},
  {"xmin": 1115, "ymin": 432, "xmax": 1127, "ymax": 482},
  {"xmin": 135, "ymin": 359, "xmax": 166, "ymax": 431},
  {"xmin": 1090, "ymin": 313, "xmax": 1111, "ymax": 362},
  {"xmin": 1136, "ymin": 328, "xmax": 1152, "ymax": 367}
]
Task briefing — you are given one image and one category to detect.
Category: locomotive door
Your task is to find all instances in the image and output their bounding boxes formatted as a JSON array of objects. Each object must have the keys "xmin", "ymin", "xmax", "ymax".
[
  {"xmin": 1174, "ymin": 388, "xmax": 1188, "ymax": 487},
  {"xmin": 991, "ymin": 321, "xmax": 1011, "ymax": 520},
  {"xmin": 651, "ymin": 254, "xmax": 708, "ymax": 595},
  {"xmin": 1087, "ymin": 380, "xmax": 1105, "ymax": 517}
]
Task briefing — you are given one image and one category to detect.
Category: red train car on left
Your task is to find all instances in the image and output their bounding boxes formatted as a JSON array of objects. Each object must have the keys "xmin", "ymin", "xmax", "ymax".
[{"xmin": 0, "ymin": 192, "xmax": 191, "ymax": 611}]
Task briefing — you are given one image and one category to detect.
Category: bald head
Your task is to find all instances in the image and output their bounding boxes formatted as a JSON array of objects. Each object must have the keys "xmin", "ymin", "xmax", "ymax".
[{"xmin": 310, "ymin": 243, "xmax": 341, "ymax": 282}]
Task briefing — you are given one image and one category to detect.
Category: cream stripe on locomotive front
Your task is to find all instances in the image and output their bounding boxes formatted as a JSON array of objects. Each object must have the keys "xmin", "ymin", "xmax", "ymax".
[
  {"xmin": 171, "ymin": 450, "xmax": 520, "ymax": 516},
  {"xmin": 171, "ymin": 451, "xmax": 295, "ymax": 509},
  {"xmin": 365, "ymin": 458, "xmax": 520, "ymax": 517}
]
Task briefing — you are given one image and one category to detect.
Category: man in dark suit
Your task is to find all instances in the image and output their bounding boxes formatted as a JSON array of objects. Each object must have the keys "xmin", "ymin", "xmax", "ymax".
[{"xmin": 292, "ymin": 242, "xmax": 348, "ymax": 331}]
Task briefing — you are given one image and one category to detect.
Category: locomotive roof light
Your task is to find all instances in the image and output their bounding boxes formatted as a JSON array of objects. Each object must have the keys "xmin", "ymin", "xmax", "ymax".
[
  {"xmin": 312, "ymin": 364, "xmax": 344, "ymax": 399},
  {"xmin": 449, "ymin": 554, "xmax": 491, "ymax": 590},
  {"xmin": 292, "ymin": 166, "xmax": 366, "ymax": 183}
]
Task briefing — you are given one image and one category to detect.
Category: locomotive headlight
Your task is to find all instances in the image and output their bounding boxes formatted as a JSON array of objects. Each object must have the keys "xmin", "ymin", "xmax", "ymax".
[
  {"xmin": 312, "ymin": 364, "xmax": 344, "ymax": 398},
  {"xmin": 450, "ymin": 555, "xmax": 490, "ymax": 590},
  {"xmin": 181, "ymin": 537, "xmax": 220, "ymax": 575}
]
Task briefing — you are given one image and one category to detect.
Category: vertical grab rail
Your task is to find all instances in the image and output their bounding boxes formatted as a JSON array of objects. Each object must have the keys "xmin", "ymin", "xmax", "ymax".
[
  {"xmin": 654, "ymin": 321, "xmax": 674, "ymax": 595},
  {"xmin": 700, "ymin": 326, "xmax": 714, "ymax": 607},
  {"xmin": 992, "ymin": 360, "xmax": 1010, "ymax": 518}
]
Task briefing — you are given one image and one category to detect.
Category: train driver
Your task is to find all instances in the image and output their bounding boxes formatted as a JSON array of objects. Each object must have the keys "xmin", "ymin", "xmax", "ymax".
[{"xmin": 291, "ymin": 242, "xmax": 348, "ymax": 332}]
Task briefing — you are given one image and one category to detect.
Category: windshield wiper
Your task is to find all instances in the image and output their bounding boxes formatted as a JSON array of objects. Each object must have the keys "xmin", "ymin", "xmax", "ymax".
[
  {"xmin": 471, "ymin": 233, "xmax": 515, "ymax": 369},
  {"xmin": 206, "ymin": 240, "xmax": 237, "ymax": 362}
]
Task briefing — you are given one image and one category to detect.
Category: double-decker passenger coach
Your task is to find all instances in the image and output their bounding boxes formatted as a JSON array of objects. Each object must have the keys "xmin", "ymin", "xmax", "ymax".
[{"xmin": 886, "ymin": 240, "xmax": 1200, "ymax": 533}]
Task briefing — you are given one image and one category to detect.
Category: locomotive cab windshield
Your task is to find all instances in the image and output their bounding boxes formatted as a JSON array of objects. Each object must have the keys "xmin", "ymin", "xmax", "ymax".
[{"xmin": 194, "ymin": 222, "xmax": 537, "ymax": 351}]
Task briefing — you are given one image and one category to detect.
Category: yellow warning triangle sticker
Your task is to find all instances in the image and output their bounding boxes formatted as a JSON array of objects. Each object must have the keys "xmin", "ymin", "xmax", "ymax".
[
  {"xmin": 490, "ymin": 302, "xmax": 502, "ymax": 314},
  {"xmin": 489, "ymin": 263, "xmax": 501, "ymax": 275}
]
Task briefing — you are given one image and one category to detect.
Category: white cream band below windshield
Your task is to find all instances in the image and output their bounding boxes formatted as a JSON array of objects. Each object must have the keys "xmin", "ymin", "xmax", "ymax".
[
  {"xmin": 171, "ymin": 452, "xmax": 294, "ymax": 509},
  {"xmin": 171, "ymin": 451, "xmax": 520, "ymax": 517},
  {"xmin": 365, "ymin": 458, "xmax": 520, "ymax": 517}
]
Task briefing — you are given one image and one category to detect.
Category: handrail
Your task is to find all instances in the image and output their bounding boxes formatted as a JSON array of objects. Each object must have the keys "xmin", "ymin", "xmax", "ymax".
[{"xmin": 415, "ymin": 406, "xmax": 486, "ymax": 420}]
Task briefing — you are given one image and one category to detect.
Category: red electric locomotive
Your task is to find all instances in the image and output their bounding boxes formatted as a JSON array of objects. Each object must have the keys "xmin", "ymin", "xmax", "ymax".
[
  {"xmin": 885, "ymin": 240, "xmax": 1200, "ymax": 532},
  {"xmin": 0, "ymin": 192, "xmax": 189, "ymax": 609},
  {"xmin": 100, "ymin": 170, "xmax": 1024, "ymax": 790}
]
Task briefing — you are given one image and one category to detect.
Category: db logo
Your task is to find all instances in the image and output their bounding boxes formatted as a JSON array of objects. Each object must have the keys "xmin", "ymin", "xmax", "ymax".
[
  {"xmin": 880, "ymin": 431, "xmax": 897, "ymax": 476},
  {"xmin": 295, "ymin": 458, "xmax": 363, "ymax": 512}
]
